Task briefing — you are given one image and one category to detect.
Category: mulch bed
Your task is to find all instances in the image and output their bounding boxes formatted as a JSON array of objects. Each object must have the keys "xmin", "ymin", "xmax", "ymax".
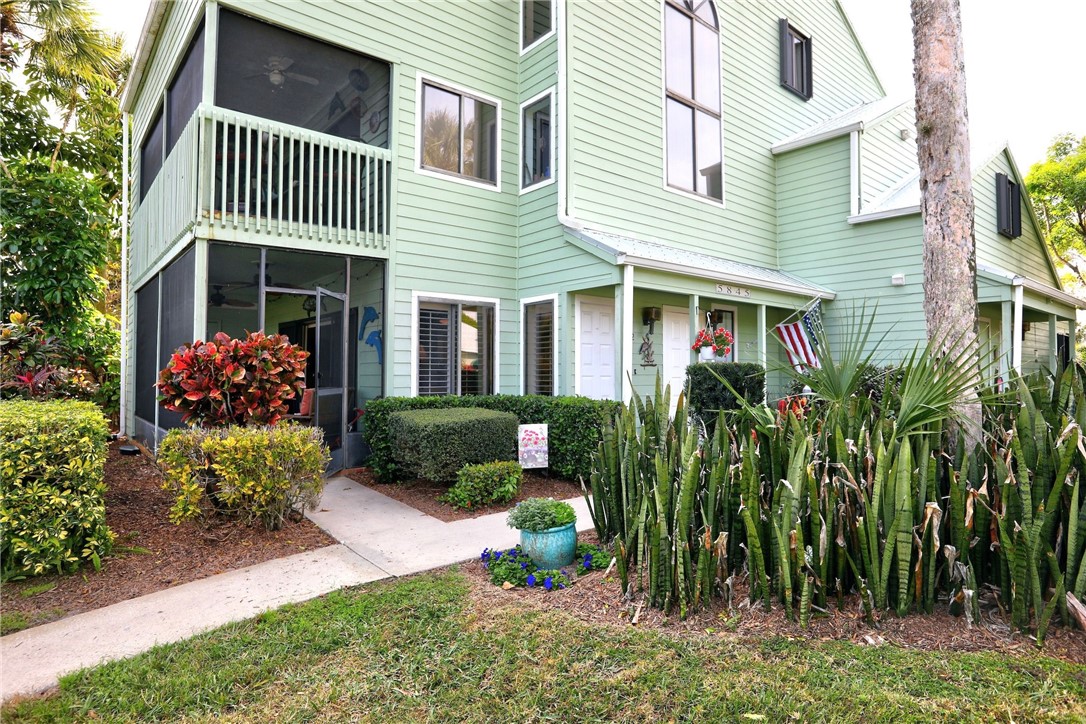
[
  {"xmin": 465, "ymin": 533, "xmax": 1086, "ymax": 665},
  {"xmin": 1, "ymin": 441, "xmax": 335, "ymax": 634},
  {"xmin": 344, "ymin": 467, "xmax": 583, "ymax": 522}
]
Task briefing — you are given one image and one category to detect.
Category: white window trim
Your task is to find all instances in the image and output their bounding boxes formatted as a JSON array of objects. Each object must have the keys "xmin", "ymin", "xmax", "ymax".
[
  {"xmin": 520, "ymin": 0, "xmax": 557, "ymax": 55},
  {"xmin": 710, "ymin": 302, "xmax": 739, "ymax": 361},
  {"xmin": 658, "ymin": 0, "xmax": 726, "ymax": 208},
  {"xmin": 414, "ymin": 72, "xmax": 503, "ymax": 193},
  {"xmin": 410, "ymin": 290, "xmax": 501, "ymax": 397},
  {"xmin": 519, "ymin": 88, "xmax": 557, "ymax": 195},
  {"xmin": 520, "ymin": 293, "xmax": 559, "ymax": 395}
]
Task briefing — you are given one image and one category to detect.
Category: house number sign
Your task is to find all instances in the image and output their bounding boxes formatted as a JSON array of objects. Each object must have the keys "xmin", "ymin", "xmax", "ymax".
[{"xmin": 715, "ymin": 284, "xmax": 752, "ymax": 298}]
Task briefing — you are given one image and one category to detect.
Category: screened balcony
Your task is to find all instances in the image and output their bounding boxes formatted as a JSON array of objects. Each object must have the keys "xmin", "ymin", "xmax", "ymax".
[{"xmin": 130, "ymin": 7, "xmax": 393, "ymax": 281}]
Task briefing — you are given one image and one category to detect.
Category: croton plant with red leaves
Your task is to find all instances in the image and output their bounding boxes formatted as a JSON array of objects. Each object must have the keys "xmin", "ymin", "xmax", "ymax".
[{"xmin": 156, "ymin": 331, "xmax": 309, "ymax": 427}]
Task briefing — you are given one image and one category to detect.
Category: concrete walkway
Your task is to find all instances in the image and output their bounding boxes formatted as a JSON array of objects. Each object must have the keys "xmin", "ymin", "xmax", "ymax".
[{"xmin": 0, "ymin": 477, "xmax": 593, "ymax": 702}]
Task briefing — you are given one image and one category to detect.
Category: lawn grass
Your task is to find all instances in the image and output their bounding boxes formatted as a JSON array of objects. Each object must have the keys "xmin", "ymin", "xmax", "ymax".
[{"xmin": 4, "ymin": 569, "xmax": 1085, "ymax": 723}]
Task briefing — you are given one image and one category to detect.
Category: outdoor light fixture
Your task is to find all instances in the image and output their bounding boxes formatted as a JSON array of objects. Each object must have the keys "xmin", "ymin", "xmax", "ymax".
[{"xmin": 642, "ymin": 307, "xmax": 662, "ymax": 334}]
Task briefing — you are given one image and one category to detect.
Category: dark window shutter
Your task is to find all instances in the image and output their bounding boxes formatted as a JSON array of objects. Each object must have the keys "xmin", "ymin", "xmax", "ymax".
[
  {"xmin": 779, "ymin": 19, "xmax": 790, "ymax": 87},
  {"xmin": 996, "ymin": 173, "xmax": 1022, "ymax": 239}
]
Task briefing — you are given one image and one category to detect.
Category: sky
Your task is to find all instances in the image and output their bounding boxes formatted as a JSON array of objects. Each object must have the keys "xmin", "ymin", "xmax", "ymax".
[{"xmin": 90, "ymin": 0, "xmax": 1083, "ymax": 168}]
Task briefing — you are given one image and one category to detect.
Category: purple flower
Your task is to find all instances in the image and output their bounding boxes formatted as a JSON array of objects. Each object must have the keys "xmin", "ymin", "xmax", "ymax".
[
  {"xmin": 526, "ymin": 574, "xmax": 536, "ymax": 587},
  {"xmin": 494, "ymin": 551, "xmax": 503, "ymax": 560},
  {"xmin": 543, "ymin": 576, "xmax": 554, "ymax": 591},
  {"xmin": 480, "ymin": 548, "xmax": 490, "ymax": 560},
  {"xmin": 558, "ymin": 583, "xmax": 566, "ymax": 589},
  {"xmin": 520, "ymin": 562, "xmax": 529, "ymax": 569}
]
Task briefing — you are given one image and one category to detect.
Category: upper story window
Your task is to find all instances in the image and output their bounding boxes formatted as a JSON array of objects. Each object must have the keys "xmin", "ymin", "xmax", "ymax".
[
  {"xmin": 664, "ymin": 0, "xmax": 722, "ymax": 201},
  {"xmin": 996, "ymin": 173, "xmax": 1022, "ymax": 239},
  {"xmin": 216, "ymin": 9, "xmax": 391, "ymax": 147},
  {"xmin": 419, "ymin": 79, "xmax": 499, "ymax": 187},
  {"xmin": 522, "ymin": 91, "xmax": 553, "ymax": 190},
  {"xmin": 779, "ymin": 20, "xmax": 812, "ymax": 100},
  {"xmin": 522, "ymin": 0, "xmax": 554, "ymax": 50}
]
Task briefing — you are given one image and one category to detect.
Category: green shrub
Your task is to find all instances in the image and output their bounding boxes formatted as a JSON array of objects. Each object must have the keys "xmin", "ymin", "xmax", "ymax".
[
  {"xmin": 389, "ymin": 408, "xmax": 517, "ymax": 482},
  {"xmin": 506, "ymin": 497, "xmax": 576, "ymax": 532},
  {"xmin": 365, "ymin": 395, "xmax": 621, "ymax": 482},
  {"xmin": 442, "ymin": 460, "xmax": 523, "ymax": 510},
  {"xmin": 0, "ymin": 399, "xmax": 112, "ymax": 578},
  {"xmin": 158, "ymin": 424, "xmax": 329, "ymax": 531},
  {"xmin": 685, "ymin": 362, "xmax": 765, "ymax": 428}
]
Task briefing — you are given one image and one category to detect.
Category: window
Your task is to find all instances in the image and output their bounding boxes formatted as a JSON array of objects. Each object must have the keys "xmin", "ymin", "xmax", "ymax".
[
  {"xmin": 522, "ymin": 0, "xmax": 553, "ymax": 50},
  {"xmin": 139, "ymin": 110, "xmax": 164, "ymax": 200},
  {"xmin": 779, "ymin": 20, "xmax": 812, "ymax": 100},
  {"xmin": 524, "ymin": 299, "xmax": 555, "ymax": 395},
  {"xmin": 996, "ymin": 173, "xmax": 1022, "ymax": 238},
  {"xmin": 418, "ymin": 300, "xmax": 495, "ymax": 395},
  {"xmin": 522, "ymin": 92, "xmax": 553, "ymax": 189},
  {"xmin": 664, "ymin": 0, "xmax": 722, "ymax": 201},
  {"xmin": 419, "ymin": 81, "xmax": 499, "ymax": 186},
  {"xmin": 166, "ymin": 22, "xmax": 204, "ymax": 153}
]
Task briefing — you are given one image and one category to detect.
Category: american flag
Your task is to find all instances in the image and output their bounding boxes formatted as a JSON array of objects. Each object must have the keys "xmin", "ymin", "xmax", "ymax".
[{"xmin": 775, "ymin": 302, "xmax": 822, "ymax": 370}]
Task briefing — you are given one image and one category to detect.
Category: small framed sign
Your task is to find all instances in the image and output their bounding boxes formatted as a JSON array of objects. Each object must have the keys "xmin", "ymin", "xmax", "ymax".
[{"xmin": 518, "ymin": 424, "xmax": 549, "ymax": 469}]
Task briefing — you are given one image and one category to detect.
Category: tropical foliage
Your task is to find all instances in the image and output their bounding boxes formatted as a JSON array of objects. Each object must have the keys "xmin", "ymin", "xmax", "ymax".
[
  {"xmin": 158, "ymin": 424, "xmax": 329, "ymax": 530},
  {"xmin": 0, "ymin": 398, "xmax": 113, "ymax": 579},
  {"xmin": 587, "ymin": 345, "xmax": 1086, "ymax": 644},
  {"xmin": 156, "ymin": 332, "xmax": 309, "ymax": 428}
]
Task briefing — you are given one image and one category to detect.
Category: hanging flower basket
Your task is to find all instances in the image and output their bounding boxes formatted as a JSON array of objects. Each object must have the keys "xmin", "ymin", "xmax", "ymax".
[{"xmin": 691, "ymin": 328, "xmax": 734, "ymax": 360}]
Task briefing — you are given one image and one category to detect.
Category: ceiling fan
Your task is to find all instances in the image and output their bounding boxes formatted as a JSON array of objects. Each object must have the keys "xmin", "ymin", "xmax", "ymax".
[
  {"xmin": 209, "ymin": 285, "xmax": 255, "ymax": 309},
  {"xmin": 247, "ymin": 56, "xmax": 319, "ymax": 88}
]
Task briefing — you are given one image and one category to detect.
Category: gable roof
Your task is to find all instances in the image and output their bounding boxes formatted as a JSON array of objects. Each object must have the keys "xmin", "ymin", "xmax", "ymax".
[
  {"xmin": 567, "ymin": 229, "xmax": 836, "ymax": 300},
  {"xmin": 771, "ymin": 96, "xmax": 908, "ymax": 154}
]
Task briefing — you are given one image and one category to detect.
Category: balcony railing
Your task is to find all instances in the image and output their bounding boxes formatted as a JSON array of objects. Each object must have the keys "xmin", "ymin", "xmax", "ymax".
[
  {"xmin": 131, "ymin": 113, "xmax": 200, "ymax": 282},
  {"xmin": 200, "ymin": 106, "xmax": 391, "ymax": 248},
  {"xmin": 130, "ymin": 105, "xmax": 392, "ymax": 283}
]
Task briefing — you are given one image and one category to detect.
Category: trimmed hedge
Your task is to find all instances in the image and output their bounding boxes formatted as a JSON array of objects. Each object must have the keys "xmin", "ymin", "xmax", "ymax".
[
  {"xmin": 158, "ymin": 424, "xmax": 329, "ymax": 531},
  {"xmin": 442, "ymin": 460, "xmax": 523, "ymax": 509},
  {"xmin": 365, "ymin": 395, "xmax": 622, "ymax": 483},
  {"xmin": 0, "ymin": 399, "xmax": 113, "ymax": 578},
  {"xmin": 685, "ymin": 362, "xmax": 765, "ymax": 429},
  {"xmin": 390, "ymin": 408, "xmax": 518, "ymax": 482}
]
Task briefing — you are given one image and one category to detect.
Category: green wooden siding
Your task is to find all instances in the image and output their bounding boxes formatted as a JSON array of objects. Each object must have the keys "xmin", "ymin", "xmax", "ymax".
[
  {"xmin": 859, "ymin": 105, "xmax": 917, "ymax": 208},
  {"xmin": 974, "ymin": 151, "xmax": 1059, "ymax": 287},
  {"xmin": 565, "ymin": 0, "xmax": 882, "ymax": 268},
  {"xmin": 777, "ymin": 137, "xmax": 926, "ymax": 357}
]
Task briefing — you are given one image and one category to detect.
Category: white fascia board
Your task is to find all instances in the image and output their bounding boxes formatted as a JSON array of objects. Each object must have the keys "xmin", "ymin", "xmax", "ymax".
[
  {"xmin": 1021, "ymin": 278, "xmax": 1086, "ymax": 310},
  {"xmin": 771, "ymin": 122, "xmax": 863, "ymax": 155},
  {"xmin": 622, "ymin": 255, "xmax": 836, "ymax": 300},
  {"xmin": 847, "ymin": 205, "xmax": 921, "ymax": 224},
  {"xmin": 120, "ymin": 0, "xmax": 170, "ymax": 112}
]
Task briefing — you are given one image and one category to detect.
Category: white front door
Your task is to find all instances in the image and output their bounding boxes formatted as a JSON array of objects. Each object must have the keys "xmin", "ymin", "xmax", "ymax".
[
  {"xmin": 663, "ymin": 308, "xmax": 691, "ymax": 412},
  {"xmin": 578, "ymin": 299, "xmax": 615, "ymax": 399}
]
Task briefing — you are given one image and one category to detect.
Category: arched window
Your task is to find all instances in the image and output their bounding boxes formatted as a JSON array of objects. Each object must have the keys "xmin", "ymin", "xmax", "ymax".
[{"xmin": 664, "ymin": 0, "xmax": 722, "ymax": 201}]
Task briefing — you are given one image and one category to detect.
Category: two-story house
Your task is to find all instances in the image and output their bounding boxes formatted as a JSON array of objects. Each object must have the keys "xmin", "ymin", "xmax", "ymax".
[{"xmin": 121, "ymin": 0, "xmax": 1080, "ymax": 470}]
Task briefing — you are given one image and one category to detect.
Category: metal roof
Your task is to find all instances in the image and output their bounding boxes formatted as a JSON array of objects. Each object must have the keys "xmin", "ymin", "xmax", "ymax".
[
  {"xmin": 569, "ymin": 229, "xmax": 836, "ymax": 300},
  {"xmin": 771, "ymin": 96, "xmax": 909, "ymax": 154}
]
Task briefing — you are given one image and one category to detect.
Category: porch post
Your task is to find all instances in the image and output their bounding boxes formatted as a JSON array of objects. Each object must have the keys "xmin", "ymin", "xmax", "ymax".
[
  {"xmin": 192, "ymin": 239, "xmax": 208, "ymax": 342},
  {"xmin": 757, "ymin": 304, "xmax": 767, "ymax": 402},
  {"xmin": 1012, "ymin": 285, "xmax": 1023, "ymax": 374},
  {"xmin": 688, "ymin": 294, "xmax": 700, "ymax": 365},
  {"xmin": 202, "ymin": 2, "xmax": 218, "ymax": 105},
  {"xmin": 119, "ymin": 112, "xmax": 130, "ymax": 436},
  {"xmin": 620, "ymin": 265, "xmax": 634, "ymax": 402},
  {"xmin": 1049, "ymin": 314, "xmax": 1059, "ymax": 373},
  {"xmin": 999, "ymin": 300, "xmax": 1012, "ymax": 385}
]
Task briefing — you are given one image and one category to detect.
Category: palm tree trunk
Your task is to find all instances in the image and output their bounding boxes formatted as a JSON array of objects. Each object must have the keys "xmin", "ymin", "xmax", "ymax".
[{"xmin": 911, "ymin": 0, "xmax": 982, "ymax": 448}]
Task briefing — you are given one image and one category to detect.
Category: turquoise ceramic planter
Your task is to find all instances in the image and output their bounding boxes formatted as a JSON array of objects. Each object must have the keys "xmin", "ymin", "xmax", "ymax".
[{"xmin": 520, "ymin": 521, "xmax": 577, "ymax": 569}]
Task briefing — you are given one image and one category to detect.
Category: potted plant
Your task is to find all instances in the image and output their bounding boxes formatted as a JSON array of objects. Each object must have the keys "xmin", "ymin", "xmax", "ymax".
[
  {"xmin": 691, "ymin": 327, "xmax": 734, "ymax": 361},
  {"xmin": 506, "ymin": 497, "xmax": 577, "ymax": 569}
]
